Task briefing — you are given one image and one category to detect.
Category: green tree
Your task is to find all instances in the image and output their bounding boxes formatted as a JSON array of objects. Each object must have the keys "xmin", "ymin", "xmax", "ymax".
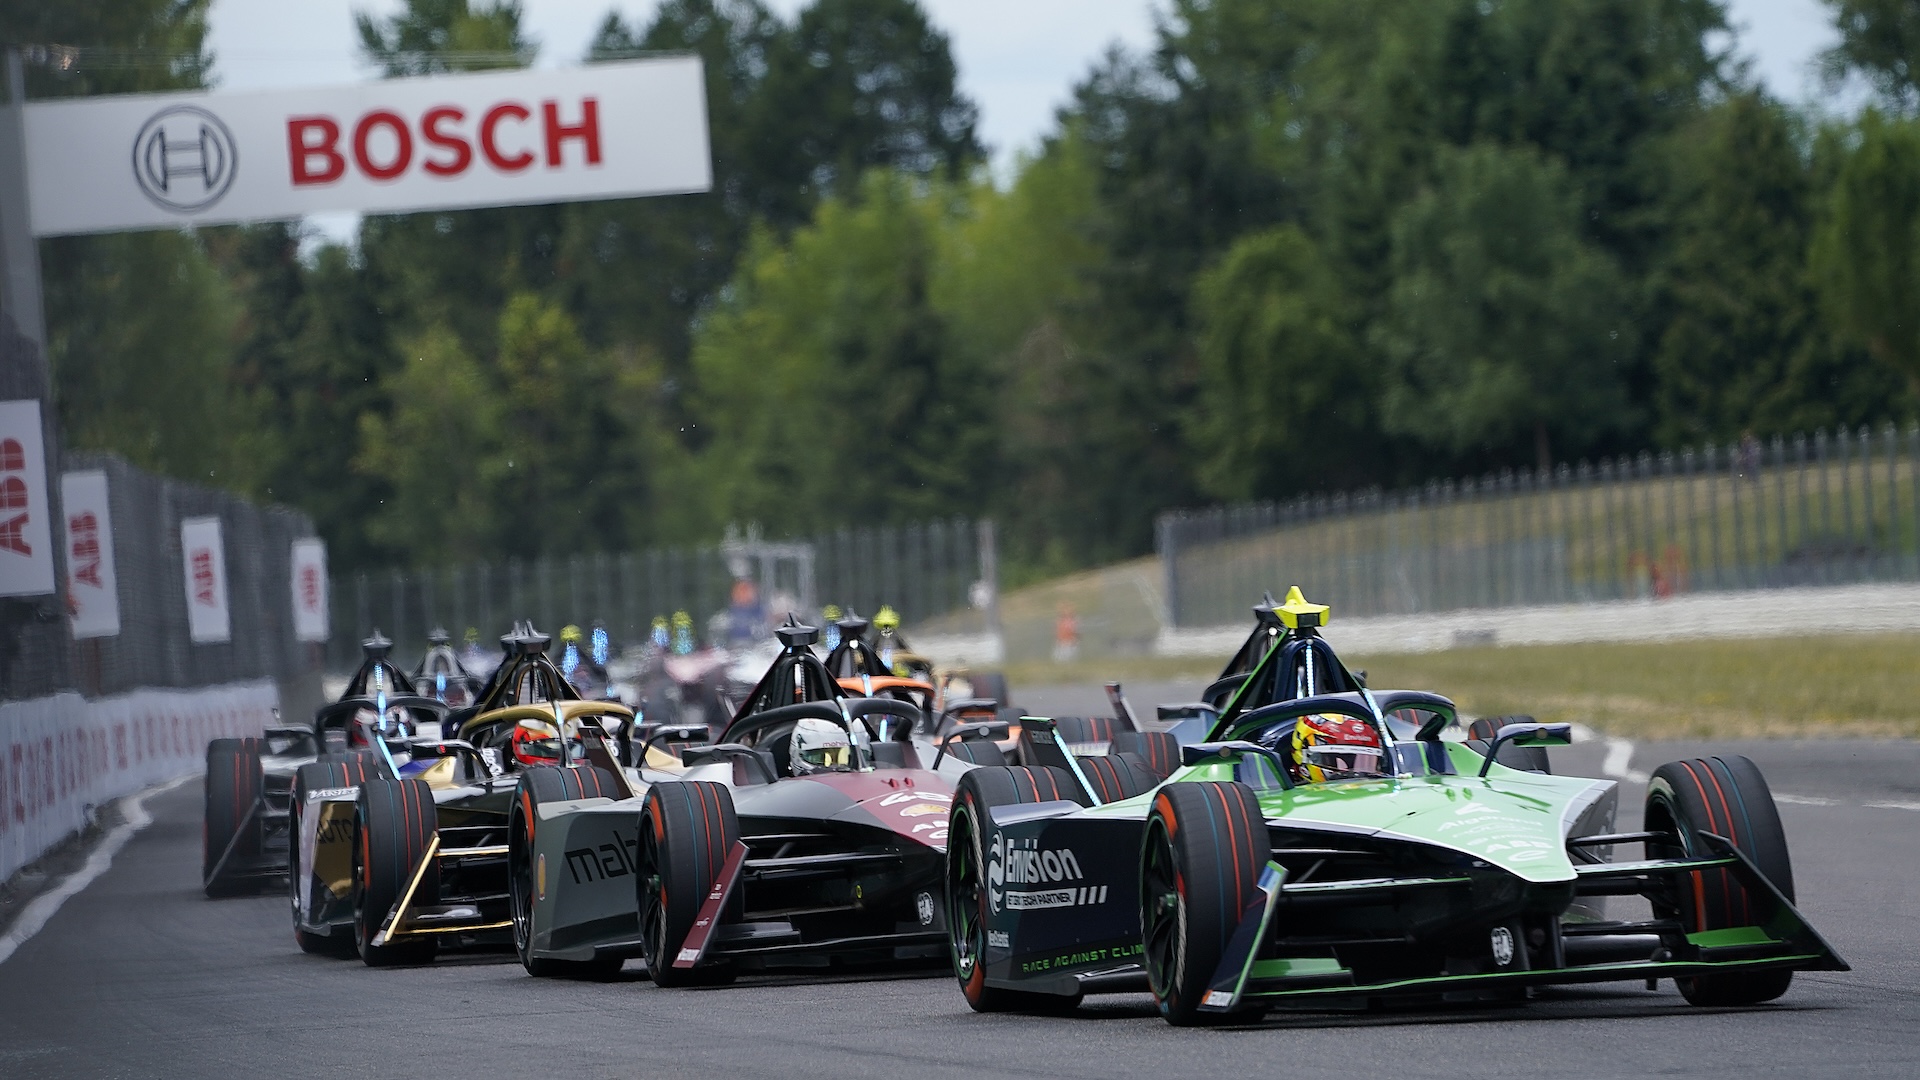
[
  {"xmin": 1810, "ymin": 109, "xmax": 1920, "ymax": 395},
  {"xmin": 689, "ymin": 172, "xmax": 982, "ymax": 532},
  {"xmin": 1821, "ymin": 0, "xmax": 1920, "ymax": 104},
  {"xmin": 356, "ymin": 0, "xmax": 533, "ymax": 74},
  {"xmin": 1377, "ymin": 142, "xmax": 1633, "ymax": 468},
  {"xmin": 1190, "ymin": 226, "xmax": 1378, "ymax": 501}
]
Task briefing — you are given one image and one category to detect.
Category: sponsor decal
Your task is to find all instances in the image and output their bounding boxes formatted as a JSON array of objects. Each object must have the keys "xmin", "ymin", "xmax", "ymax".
[
  {"xmin": 564, "ymin": 830, "xmax": 639, "ymax": 885},
  {"xmin": 132, "ymin": 105, "xmax": 237, "ymax": 212},
  {"xmin": 916, "ymin": 891, "xmax": 935, "ymax": 926},
  {"xmin": 988, "ymin": 831, "xmax": 1087, "ymax": 914},
  {"xmin": 987, "ymin": 929, "xmax": 1009, "ymax": 949},
  {"xmin": 897, "ymin": 802, "xmax": 945, "ymax": 818},
  {"xmin": 537, "ymin": 853, "xmax": 546, "ymax": 901},
  {"xmin": 1016, "ymin": 940, "xmax": 1143, "ymax": 974},
  {"xmin": 1491, "ymin": 926, "xmax": 1515, "ymax": 967},
  {"xmin": 879, "ymin": 790, "xmax": 949, "ymax": 806},
  {"xmin": 676, "ymin": 947, "xmax": 700, "ymax": 963},
  {"xmin": 1203, "ymin": 990, "xmax": 1234, "ymax": 1008},
  {"xmin": 1006, "ymin": 885, "xmax": 1108, "ymax": 911}
]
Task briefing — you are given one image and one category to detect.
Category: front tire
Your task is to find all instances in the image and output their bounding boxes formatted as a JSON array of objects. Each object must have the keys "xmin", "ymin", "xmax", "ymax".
[
  {"xmin": 636, "ymin": 781, "xmax": 740, "ymax": 987},
  {"xmin": 512, "ymin": 765, "xmax": 627, "ymax": 978},
  {"xmin": 289, "ymin": 759, "xmax": 356, "ymax": 956},
  {"xmin": 203, "ymin": 739, "xmax": 263, "ymax": 897},
  {"xmin": 352, "ymin": 778, "xmax": 439, "ymax": 967},
  {"xmin": 1140, "ymin": 781, "xmax": 1266, "ymax": 1026},
  {"xmin": 946, "ymin": 766, "xmax": 1088, "ymax": 1013},
  {"xmin": 1645, "ymin": 755, "xmax": 1795, "ymax": 1006}
]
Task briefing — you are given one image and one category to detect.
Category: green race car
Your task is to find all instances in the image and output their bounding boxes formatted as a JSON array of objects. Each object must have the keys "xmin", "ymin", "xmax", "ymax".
[{"xmin": 943, "ymin": 590, "xmax": 1847, "ymax": 1024}]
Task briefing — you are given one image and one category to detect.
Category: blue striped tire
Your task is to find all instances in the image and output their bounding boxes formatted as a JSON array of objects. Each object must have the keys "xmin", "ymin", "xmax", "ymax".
[
  {"xmin": 1645, "ymin": 755, "xmax": 1794, "ymax": 1005},
  {"xmin": 1140, "ymin": 781, "xmax": 1265, "ymax": 1025}
]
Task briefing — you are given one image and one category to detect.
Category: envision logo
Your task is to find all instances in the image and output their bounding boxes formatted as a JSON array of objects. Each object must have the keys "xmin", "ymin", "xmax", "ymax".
[{"xmin": 132, "ymin": 105, "xmax": 237, "ymax": 212}]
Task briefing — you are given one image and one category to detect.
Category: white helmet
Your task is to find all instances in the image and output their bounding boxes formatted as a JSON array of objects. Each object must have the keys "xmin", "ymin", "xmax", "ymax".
[{"xmin": 790, "ymin": 716, "xmax": 853, "ymax": 775}]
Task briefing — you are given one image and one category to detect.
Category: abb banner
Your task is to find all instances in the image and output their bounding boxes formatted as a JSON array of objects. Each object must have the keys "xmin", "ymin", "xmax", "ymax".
[
  {"xmin": 290, "ymin": 538, "xmax": 328, "ymax": 643},
  {"xmin": 61, "ymin": 470, "xmax": 121, "ymax": 638},
  {"xmin": 21, "ymin": 58, "xmax": 710, "ymax": 236},
  {"xmin": 179, "ymin": 516, "xmax": 230, "ymax": 643},
  {"xmin": 0, "ymin": 399, "xmax": 55, "ymax": 598},
  {"xmin": 0, "ymin": 683, "xmax": 276, "ymax": 882}
]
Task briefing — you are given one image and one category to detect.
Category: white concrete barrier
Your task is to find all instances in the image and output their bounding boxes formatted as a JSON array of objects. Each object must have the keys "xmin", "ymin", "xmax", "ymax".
[
  {"xmin": 0, "ymin": 682, "xmax": 277, "ymax": 882},
  {"xmin": 1157, "ymin": 582, "xmax": 1920, "ymax": 659}
]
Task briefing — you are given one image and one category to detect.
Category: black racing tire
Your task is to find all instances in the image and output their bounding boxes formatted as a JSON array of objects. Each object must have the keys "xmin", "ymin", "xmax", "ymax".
[
  {"xmin": 289, "ymin": 759, "xmax": 357, "ymax": 956},
  {"xmin": 944, "ymin": 738, "xmax": 1007, "ymax": 767},
  {"xmin": 637, "ymin": 781, "xmax": 741, "ymax": 988},
  {"xmin": 1052, "ymin": 715, "xmax": 1121, "ymax": 746},
  {"xmin": 946, "ymin": 766, "xmax": 1089, "ymax": 1014},
  {"xmin": 1112, "ymin": 731, "xmax": 1181, "ymax": 780},
  {"xmin": 1076, "ymin": 753, "xmax": 1159, "ymax": 804},
  {"xmin": 352, "ymin": 778, "xmax": 440, "ymax": 967},
  {"xmin": 1466, "ymin": 716, "xmax": 1551, "ymax": 774},
  {"xmin": 1645, "ymin": 755, "xmax": 1795, "ymax": 1006},
  {"xmin": 969, "ymin": 672, "xmax": 1010, "ymax": 707},
  {"xmin": 203, "ymin": 739, "xmax": 264, "ymax": 897},
  {"xmin": 1140, "ymin": 781, "xmax": 1266, "ymax": 1026},
  {"xmin": 319, "ymin": 749, "xmax": 395, "ymax": 782},
  {"xmin": 512, "ymin": 766, "xmax": 628, "ymax": 979}
]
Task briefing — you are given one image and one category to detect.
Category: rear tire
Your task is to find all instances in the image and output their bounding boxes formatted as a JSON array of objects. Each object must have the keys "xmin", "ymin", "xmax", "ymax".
[
  {"xmin": 1467, "ymin": 716, "xmax": 1551, "ymax": 774},
  {"xmin": 512, "ymin": 766, "xmax": 628, "ymax": 978},
  {"xmin": 946, "ymin": 766, "xmax": 1089, "ymax": 1014},
  {"xmin": 1112, "ymin": 731, "xmax": 1181, "ymax": 780},
  {"xmin": 1645, "ymin": 755, "xmax": 1795, "ymax": 1006},
  {"xmin": 637, "ymin": 781, "xmax": 740, "ymax": 987},
  {"xmin": 352, "ymin": 778, "xmax": 439, "ymax": 967},
  {"xmin": 203, "ymin": 739, "xmax": 263, "ymax": 897},
  {"xmin": 1076, "ymin": 753, "xmax": 1158, "ymax": 804},
  {"xmin": 1140, "ymin": 782, "xmax": 1266, "ymax": 1026},
  {"xmin": 289, "ymin": 759, "xmax": 356, "ymax": 956}
]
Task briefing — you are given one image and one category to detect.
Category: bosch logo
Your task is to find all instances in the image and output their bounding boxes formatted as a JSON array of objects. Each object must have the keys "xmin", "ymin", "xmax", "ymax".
[{"xmin": 132, "ymin": 106, "xmax": 237, "ymax": 212}]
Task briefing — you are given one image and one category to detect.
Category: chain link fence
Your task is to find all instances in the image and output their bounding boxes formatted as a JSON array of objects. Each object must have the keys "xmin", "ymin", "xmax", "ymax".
[
  {"xmin": 325, "ymin": 519, "xmax": 997, "ymax": 671},
  {"xmin": 1159, "ymin": 425, "xmax": 1920, "ymax": 628},
  {"xmin": 2, "ymin": 449, "xmax": 321, "ymax": 703}
]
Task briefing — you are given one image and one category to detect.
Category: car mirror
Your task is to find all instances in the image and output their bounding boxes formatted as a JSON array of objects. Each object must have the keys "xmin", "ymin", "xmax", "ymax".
[{"xmin": 1477, "ymin": 722, "xmax": 1573, "ymax": 777}]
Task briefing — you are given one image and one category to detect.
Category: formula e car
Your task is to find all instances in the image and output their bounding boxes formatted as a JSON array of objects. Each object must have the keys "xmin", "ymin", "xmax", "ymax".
[
  {"xmin": 287, "ymin": 624, "xmax": 641, "ymax": 965},
  {"xmin": 203, "ymin": 632, "xmax": 427, "ymax": 897},
  {"xmin": 517, "ymin": 617, "xmax": 1007, "ymax": 985},
  {"xmin": 943, "ymin": 589, "xmax": 1848, "ymax": 1024},
  {"xmin": 413, "ymin": 627, "xmax": 483, "ymax": 707}
]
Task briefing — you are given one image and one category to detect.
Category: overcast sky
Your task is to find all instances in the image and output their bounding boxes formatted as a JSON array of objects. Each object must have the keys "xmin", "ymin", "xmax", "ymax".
[{"xmin": 200, "ymin": 0, "xmax": 1845, "ymax": 243}]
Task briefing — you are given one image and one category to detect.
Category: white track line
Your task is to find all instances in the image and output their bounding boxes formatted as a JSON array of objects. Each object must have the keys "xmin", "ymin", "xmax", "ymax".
[
  {"xmin": 1571, "ymin": 723, "xmax": 1650, "ymax": 784},
  {"xmin": 1774, "ymin": 794, "xmax": 1839, "ymax": 807},
  {"xmin": 0, "ymin": 774, "xmax": 194, "ymax": 968},
  {"xmin": 1864, "ymin": 800, "xmax": 1920, "ymax": 812}
]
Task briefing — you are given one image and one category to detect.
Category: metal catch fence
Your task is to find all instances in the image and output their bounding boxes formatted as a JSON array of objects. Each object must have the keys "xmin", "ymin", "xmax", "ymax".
[
  {"xmin": 325, "ymin": 519, "xmax": 996, "ymax": 671},
  {"xmin": 1159, "ymin": 426, "xmax": 1920, "ymax": 628}
]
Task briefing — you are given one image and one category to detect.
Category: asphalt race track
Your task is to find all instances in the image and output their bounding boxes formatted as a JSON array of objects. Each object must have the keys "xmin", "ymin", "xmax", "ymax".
[{"xmin": 2, "ymin": 719, "xmax": 1917, "ymax": 1078}]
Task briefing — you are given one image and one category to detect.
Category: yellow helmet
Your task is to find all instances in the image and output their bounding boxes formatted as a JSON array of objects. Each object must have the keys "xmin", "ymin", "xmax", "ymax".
[
  {"xmin": 1285, "ymin": 713, "xmax": 1385, "ymax": 784},
  {"xmin": 874, "ymin": 605, "xmax": 900, "ymax": 631},
  {"xmin": 822, "ymin": 604, "xmax": 843, "ymax": 622},
  {"xmin": 672, "ymin": 610, "xmax": 693, "ymax": 628},
  {"xmin": 560, "ymin": 624, "xmax": 583, "ymax": 643}
]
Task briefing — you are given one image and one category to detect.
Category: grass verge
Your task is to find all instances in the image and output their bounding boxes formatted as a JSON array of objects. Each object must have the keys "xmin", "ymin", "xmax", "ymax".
[{"xmin": 1008, "ymin": 633, "xmax": 1920, "ymax": 740}]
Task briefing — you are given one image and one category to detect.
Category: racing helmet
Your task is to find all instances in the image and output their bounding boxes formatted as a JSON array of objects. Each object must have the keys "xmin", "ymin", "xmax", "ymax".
[
  {"xmin": 873, "ymin": 605, "xmax": 900, "ymax": 633},
  {"xmin": 1284, "ymin": 713, "xmax": 1385, "ymax": 784},
  {"xmin": 511, "ymin": 718, "xmax": 577, "ymax": 767},
  {"xmin": 790, "ymin": 717, "xmax": 853, "ymax": 775}
]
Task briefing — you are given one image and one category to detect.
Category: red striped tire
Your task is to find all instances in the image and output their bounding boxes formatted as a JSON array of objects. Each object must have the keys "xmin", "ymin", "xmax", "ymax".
[
  {"xmin": 1140, "ymin": 781, "xmax": 1266, "ymax": 1026},
  {"xmin": 288, "ymin": 759, "xmax": 361, "ymax": 956},
  {"xmin": 318, "ymin": 749, "xmax": 394, "ymax": 782},
  {"xmin": 636, "ymin": 781, "xmax": 740, "ymax": 987},
  {"xmin": 1112, "ymin": 731, "xmax": 1181, "ymax": 780},
  {"xmin": 511, "ymin": 765, "xmax": 628, "ymax": 978},
  {"xmin": 352, "ymin": 778, "xmax": 440, "ymax": 966},
  {"xmin": 203, "ymin": 739, "xmax": 263, "ymax": 897},
  {"xmin": 1645, "ymin": 755, "xmax": 1794, "ymax": 1005},
  {"xmin": 1077, "ymin": 753, "xmax": 1157, "ymax": 804},
  {"xmin": 947, "ymin": 766, "xmax": 1088, "ymax": 1013}
]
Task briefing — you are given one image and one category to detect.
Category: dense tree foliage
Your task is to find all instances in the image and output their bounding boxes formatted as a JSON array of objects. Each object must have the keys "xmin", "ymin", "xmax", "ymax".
[{"xmin": 31, "ymin": 0, "xmax": 1920, "ymax": 577}]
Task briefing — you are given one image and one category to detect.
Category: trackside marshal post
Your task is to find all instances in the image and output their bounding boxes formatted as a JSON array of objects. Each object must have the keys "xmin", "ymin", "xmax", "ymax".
[{"xmin": 20, "ymin": 57, "xmax": 711, "ymax": 236}]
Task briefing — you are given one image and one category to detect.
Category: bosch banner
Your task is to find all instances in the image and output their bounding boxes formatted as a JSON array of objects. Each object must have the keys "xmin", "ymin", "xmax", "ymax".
[
  {"xmin": 0, "ymin": 399, "xmax": 55, "ymax": 598},
  {"xmin": 290, "ymin": 537, "xmax": 328, "ymax": 643},
  {"xmin": 21, "ymin": 57, "xmax": 710, "ymax": 236},
  {"xmin": 179, "ymin": 516, "xmax": 231, "ymax": 643},
  {"xmin": 61, "ymin": 470, "xmax": 121, "ymax": 639}
]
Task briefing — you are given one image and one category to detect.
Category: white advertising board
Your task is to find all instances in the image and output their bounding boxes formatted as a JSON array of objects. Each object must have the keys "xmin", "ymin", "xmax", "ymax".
[
  {"xmin": 61, "ymin": 470, "xmax": 121, "ymax": 638},
  {"xmin": 0, "ymin": 400, "xmax": 56, "ymax": 598},
  {"xmin": 179, "ymin": 516, "xmax": 231, "ymax": 643},
  {"xmin": 290, "ymin": 538, "xmax": 329, "ymax": 643},
  {"xmin": 23, "ymin": 57, "xmax": 711, "ymax": 236}
]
